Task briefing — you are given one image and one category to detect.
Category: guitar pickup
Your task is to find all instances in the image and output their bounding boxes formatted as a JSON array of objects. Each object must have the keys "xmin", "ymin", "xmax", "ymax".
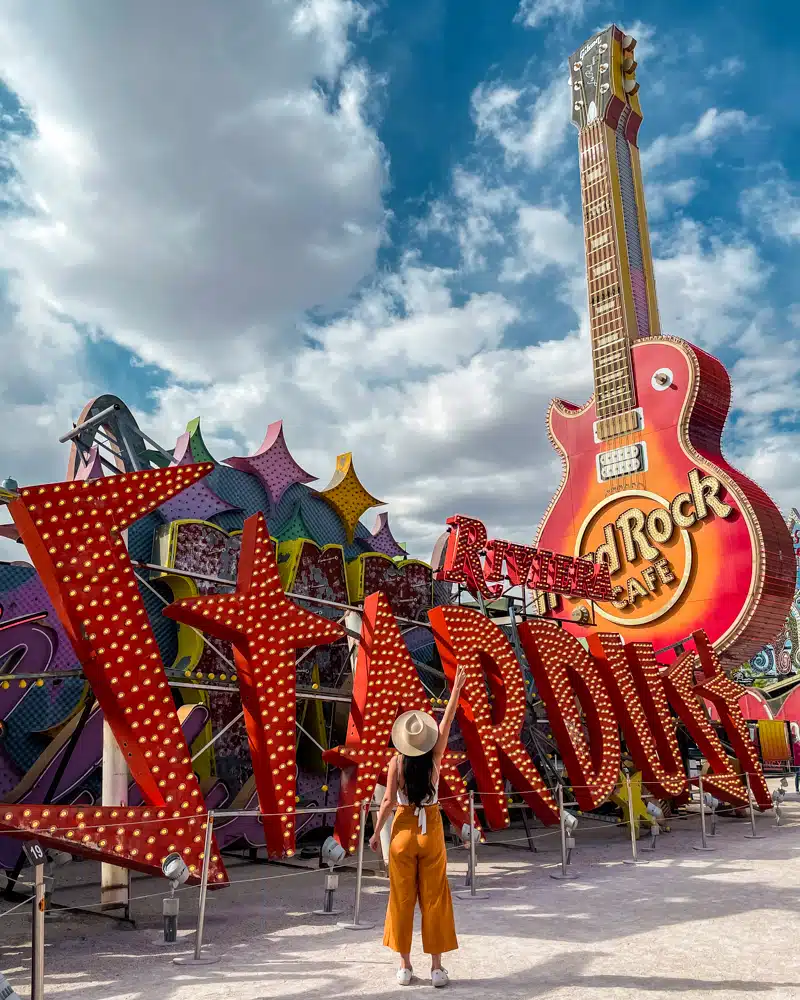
[
  {"xmin": 593, "ymin": 407, "xmax": 643, "ymax": 443},
  {"xmin": 596, "ymin": 442, "xmax": 648, "ymax": 483}
]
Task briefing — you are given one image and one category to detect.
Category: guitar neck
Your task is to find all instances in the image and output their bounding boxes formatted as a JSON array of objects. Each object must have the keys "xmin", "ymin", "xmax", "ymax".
[{"xmin": 579, "ymin": 111, "xmax": 660, "ymax": 420}]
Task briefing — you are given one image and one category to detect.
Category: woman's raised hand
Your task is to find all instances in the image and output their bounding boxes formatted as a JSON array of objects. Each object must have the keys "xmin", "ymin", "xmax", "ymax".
[{"xmin": 452, "ymin": 665, "xmax": 467, "ymax": 697}]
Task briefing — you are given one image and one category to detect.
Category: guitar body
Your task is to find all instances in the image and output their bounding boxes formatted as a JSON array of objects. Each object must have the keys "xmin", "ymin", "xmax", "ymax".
[{"xmin": 536, "ymin": 336, "xmax": 795, "ymax": 665}]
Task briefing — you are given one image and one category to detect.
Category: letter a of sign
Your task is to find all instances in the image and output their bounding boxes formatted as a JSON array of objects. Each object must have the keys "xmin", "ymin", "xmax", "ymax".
[
  {"xmin": 324, "ymin": 591, "xmax": 474, "ymax": 852},
  {"xmin": 165, "ymin": 512, "xmax": 343, "ymax": 857},
  {"xmin": 430, "ymin": 605, "xmax": 558, "ymax": 828},
  {"xmin": 3, "ymin": 466, "xmax": 228, "ymax": 884},
  {"xmin": 519, "ymin": 621, "xmax": 620, "ymax": 811}
]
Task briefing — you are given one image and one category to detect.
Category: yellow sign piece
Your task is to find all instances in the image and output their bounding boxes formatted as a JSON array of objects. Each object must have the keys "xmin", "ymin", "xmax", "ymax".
[
  {"xmin": 757, "ymin": 719, "xmax": 790, "ymax": 764},
  {"xmin": 318, "ymin": 452, "xmax": 383, "ymax": 544}
]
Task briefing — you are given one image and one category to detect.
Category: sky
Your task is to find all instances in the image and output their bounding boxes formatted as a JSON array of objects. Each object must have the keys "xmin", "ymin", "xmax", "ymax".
[{"xmin": 0, "ymin": 0, "xmax": 799, "ymax": 564}]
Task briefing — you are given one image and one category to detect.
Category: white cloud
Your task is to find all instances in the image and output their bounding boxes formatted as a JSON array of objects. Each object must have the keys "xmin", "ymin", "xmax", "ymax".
[
  {"xmin": 472, "ymin": 72, "xmax": 572, "ymax": 171},
  {"xmin": 654, "ymin": 221, "xmax": 767, "ymax": 349},
  {"xmin": 646, "ymin": 178, "xmax": 700, "ymax": 218},
  {"xmin": 706, "ymin": 56, "xmax": 745, "ymax": 79},
  {"xmin": 516, "ymin": 0, "xmax": 594, "ymax": 29},
  {"xmin": 500, "ymin": 204, "xmax": 582, "ymax": 288},
  {"xmin": 642, "ymin": 108, "xmax": 754, "ymax": 172},
  {"xmin": 0, "ymin": 0, "xmax": 387, "ymax": 383},
  {"xmin": 740, "ymin": 172, "xmax": 800, "ymax": 243}
]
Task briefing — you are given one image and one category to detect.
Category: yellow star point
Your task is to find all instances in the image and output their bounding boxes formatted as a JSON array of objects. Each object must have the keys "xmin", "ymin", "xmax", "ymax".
[{"xmin": 318, "ymin": 452, "xmax": 383, "ymax": 544}]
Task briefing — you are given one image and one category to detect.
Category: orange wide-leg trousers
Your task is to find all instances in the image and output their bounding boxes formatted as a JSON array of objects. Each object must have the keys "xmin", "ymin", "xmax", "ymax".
[{"xmin": 383, "ymin": 805, "xmax": 458, "ymax": 956}]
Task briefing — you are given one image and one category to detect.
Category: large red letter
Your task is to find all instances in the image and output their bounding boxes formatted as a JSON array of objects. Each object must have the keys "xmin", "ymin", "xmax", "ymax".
[
  {"xmin": 324, "ymin": 592, "xmax": 473, "ymax": 851},
  {"xmin": 437, "ymin": 515, "xmax": 498, "ymax": 600},
  {"xmin": 663, "ymin": 650, "xmax": 748, "ymax": 807},
  {"xmin": 693, "ymin": 631, "xmax": 770, "ymax": 809},
  {"xmin": 4, "ymin": 466, "xmax": 227, "ymax": 884},
  {"xmin": 429, "ymin": 606, "xmax": 558, "ymax": 828},
  {"xmin": 165, "ymin": 513, "xmax": 343, "ymax": 856},
  {"xmin": 520, "ymin": 621, "xmax": 620, "ymax": 810},
  {"xmin": 587, "ymin": 634, "xmax": 686, "ymax": 799}
]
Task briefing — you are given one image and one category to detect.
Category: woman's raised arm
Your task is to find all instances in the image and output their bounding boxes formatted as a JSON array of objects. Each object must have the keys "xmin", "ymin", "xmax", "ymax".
[{"xmin": 434, "ymin": 665, "xmax": 467, "ymax": 763}]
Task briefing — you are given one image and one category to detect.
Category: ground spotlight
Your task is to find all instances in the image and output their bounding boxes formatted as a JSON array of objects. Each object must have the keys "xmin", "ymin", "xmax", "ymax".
[
  {"xmin": 321, "ymin": 836, "xmax": 347, "ymax": 868},
  {"xmin": 161, "ymin": 853, "xmax": 190, "ymax": 944}
]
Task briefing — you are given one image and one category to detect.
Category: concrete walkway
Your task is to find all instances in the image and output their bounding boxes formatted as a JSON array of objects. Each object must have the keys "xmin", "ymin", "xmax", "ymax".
[{"xmin": 2, "ymin": 784, "xmax": 799, "ymax": 999}]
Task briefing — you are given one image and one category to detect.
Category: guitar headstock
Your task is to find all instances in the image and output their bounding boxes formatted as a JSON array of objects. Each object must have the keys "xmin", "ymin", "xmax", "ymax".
[{"xmin": 570, "ymin": 26, "xmax": 642, "ymax": 131}]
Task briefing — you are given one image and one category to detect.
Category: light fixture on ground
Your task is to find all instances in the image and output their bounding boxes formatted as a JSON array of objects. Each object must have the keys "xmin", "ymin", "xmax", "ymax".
[
  {"xmin": 161, "ymin": 853, "xmax": 190, "ymax": 943},
  {"xmin": 315, "ymin": 837, "xmax": 346, "ymax": 916},
  {"xmin": 642, "ymin": 801, "xmax": 663, "ymax": 852},
  {"xmin": 703, "ymin": 792, "xmax": 720, "ymax": 836}
]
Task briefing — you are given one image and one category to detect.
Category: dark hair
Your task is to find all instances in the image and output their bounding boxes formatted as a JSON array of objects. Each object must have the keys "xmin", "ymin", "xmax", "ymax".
[{"xmin": 401, "ymin": 750, "xmax": 435, "ymax": 808}]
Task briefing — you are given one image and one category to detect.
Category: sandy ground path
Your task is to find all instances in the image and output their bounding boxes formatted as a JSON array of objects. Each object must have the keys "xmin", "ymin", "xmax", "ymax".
[{"xmin": 2, "ymin": 781, "xmax": 799, "ymax": 999}]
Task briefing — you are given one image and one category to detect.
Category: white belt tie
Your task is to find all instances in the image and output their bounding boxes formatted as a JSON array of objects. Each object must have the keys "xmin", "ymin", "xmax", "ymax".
[{"xmin": 414, "ymin": 806, "xmax": 427, "ymax": 835}]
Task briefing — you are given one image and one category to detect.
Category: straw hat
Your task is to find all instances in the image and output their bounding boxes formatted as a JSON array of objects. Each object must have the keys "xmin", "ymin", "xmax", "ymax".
[{"xmin": 391, "ymin": 710, "xmax": 439, "ymax": 757}]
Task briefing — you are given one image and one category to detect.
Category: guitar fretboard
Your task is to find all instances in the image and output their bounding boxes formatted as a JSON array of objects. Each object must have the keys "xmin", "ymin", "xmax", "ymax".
[{"xmin": 578, "ymin": 110, "xmax": 659, "ymax": 421}]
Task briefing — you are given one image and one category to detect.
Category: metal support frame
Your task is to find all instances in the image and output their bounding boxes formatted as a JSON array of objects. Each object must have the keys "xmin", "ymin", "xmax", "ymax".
[
  {"xmin": 693, "ymin": 775, "xmax": 715, "ymax": 852},
  {"xmin": 622, "ymin": 772, "xmax": 649, "ymax": 866},
  {"xmin": 550, "ymin": 783, "xmax": 578, "ymax": 880},
  {"xmin": 743, "ymin": 772, "xmax": 764, "ymax": 840},
  {"xmin": 457, "ymin": 792, "xmax": 488, "ymax": 900},
  {"xmin": 173, "ymin": 813, "xmax": 219, "ymax": 966},
  {"xmin": 340, "ymin": 800, "xmax": 374, "ymax": 930},
  {"xmin": 31, "ymin": 861, "xmax": 45, "ymax": 1000}
]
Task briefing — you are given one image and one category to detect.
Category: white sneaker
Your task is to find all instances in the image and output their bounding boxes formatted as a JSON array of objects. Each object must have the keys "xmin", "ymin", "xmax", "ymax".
[
  {"xmin": 432, "ymin": 968, "xmax": 449, "ymax": 988},
  {"xmin": 396, "ymin": 968, "xmax": 413, "ymax": 986}
]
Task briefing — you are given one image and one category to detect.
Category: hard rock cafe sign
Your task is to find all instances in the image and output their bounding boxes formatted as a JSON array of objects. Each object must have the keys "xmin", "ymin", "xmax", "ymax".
[{"xmin": 576, "ymin": 469, "xmax": 733, "ymax": 624}]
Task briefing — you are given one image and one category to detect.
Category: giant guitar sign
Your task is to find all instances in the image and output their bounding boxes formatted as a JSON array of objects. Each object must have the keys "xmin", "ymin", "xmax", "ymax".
[{"xmin": 534, "ymin": 26, "xmax": 795, "ymax": 664}]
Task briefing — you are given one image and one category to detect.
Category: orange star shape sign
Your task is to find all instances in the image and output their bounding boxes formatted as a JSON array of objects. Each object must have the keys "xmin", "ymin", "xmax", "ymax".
[{"xmin": 164, "ymin": 512, "xmax": 343, "ymax": 857}]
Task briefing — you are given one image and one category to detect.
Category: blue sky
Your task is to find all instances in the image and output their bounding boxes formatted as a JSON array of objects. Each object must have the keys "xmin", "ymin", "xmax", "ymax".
[{"xmin": 0, "ymin": 0, "xmax": 799, "ymax": 562}]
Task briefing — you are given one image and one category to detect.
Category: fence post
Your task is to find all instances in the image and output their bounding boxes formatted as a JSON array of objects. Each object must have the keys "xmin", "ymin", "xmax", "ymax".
[
  {"xmin": 550, "ymin": 783, "xmax": 578, "ymax": 880},
  {"xmin": 174, "ymin": 811, "xmax": 219, "ymax": 966},
  {"xmin": 342, "ymin": 800, "xmax": 374, "ymax": 930},
  {"xmin": 457, "ymin": 791, "xmax": 488, "ymax": 900},
  {"xmin": 622, "ymin": 773, "xmax": 648, "ymax": 866},
  {"xmin": 743, "ymin": 772, "xmax": 764, "ymax": 840},
  {"xmin": 31, "ymin": 860, "xmax": 45, "ymax": 1000},
  {"xmin": 693, "ymin": 776, "xmax": 715, "ymax": 852}
]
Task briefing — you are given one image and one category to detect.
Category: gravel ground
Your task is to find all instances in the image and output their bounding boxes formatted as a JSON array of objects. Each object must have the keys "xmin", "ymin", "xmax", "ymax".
[{"xmin": 1, "ymin": 779, "xmax": 799, "ymax": 999}]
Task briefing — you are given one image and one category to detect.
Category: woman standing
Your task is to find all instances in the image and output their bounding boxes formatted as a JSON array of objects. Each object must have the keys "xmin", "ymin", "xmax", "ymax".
[{"xmin": 369, "ymin": 665, "xmax": 467, "ymax": 988}]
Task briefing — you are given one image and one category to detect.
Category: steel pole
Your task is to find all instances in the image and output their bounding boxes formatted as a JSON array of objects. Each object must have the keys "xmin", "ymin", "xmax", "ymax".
[
  {"xmin": 457, "ymin": 791, "xmax": 488, "ymax": 899},
  {"xmin": 550, "ymin": 783, "xmax": 578, "ymax": 880},
  {"xmin": 623, "ymin": 773, "xmax": 648, "ymax": 866},
  {"xmin": 342, "ymin": 800, "xmax": 374, "ymax": 930},
  {"xmin": 173, "ymin": 812, "xmax": 219, "ymax": 966},
  {"xmin": 693, "ymin": 776, "xmax": 715, "ymax": 852},
  {"xmin": 31, "ymin": 862, "xmax": 45, "ymax": 1000},
  {"xmin": 743, "ymin": 771, "xmax": 764, "ymax": 839}
]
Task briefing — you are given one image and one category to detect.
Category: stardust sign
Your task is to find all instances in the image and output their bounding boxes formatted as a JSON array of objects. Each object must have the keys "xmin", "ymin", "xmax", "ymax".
[{"xmin": 0, "ymin": 466, "xmax": 770, "ymax": 887}]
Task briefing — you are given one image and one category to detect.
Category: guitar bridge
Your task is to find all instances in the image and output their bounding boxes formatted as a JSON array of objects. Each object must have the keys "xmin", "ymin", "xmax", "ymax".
[
  {"xmin": 593, "ymin": 407, "xmax": 643, "ymax": 443},
  {"xmin": 596, "ymin": 442, "xmax": 648, "ymax": 483}
]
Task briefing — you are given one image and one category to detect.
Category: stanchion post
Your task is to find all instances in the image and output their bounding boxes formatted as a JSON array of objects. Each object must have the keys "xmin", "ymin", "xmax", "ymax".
[
  {"xmin": 31, "ymin": 859, "xmax": 45, "ymax": 1000},
  {"xmin": 173, "ymin": 812, "xmax": 220, "ymax": 966},
  {"xmin": 743, "ymin": 771, "xmax": 764, "ymax": 840},
  {"xmin": 341, "ymin": 800, "xmax": 374, "ymax": 930},
  {"xmin": 551, "ymin": 783, "xmax": 578, "ymax": 881},
  {"xmin": 693, "ymin": 776, "xmax": 715, "ymax": 852},
  {"xmin": 623, "ymin": 773, "xmax": 648, "ymax": 866},
  {"xmin": 457, "ymin": 791, "xmax": 488, "ymax": 900}
]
